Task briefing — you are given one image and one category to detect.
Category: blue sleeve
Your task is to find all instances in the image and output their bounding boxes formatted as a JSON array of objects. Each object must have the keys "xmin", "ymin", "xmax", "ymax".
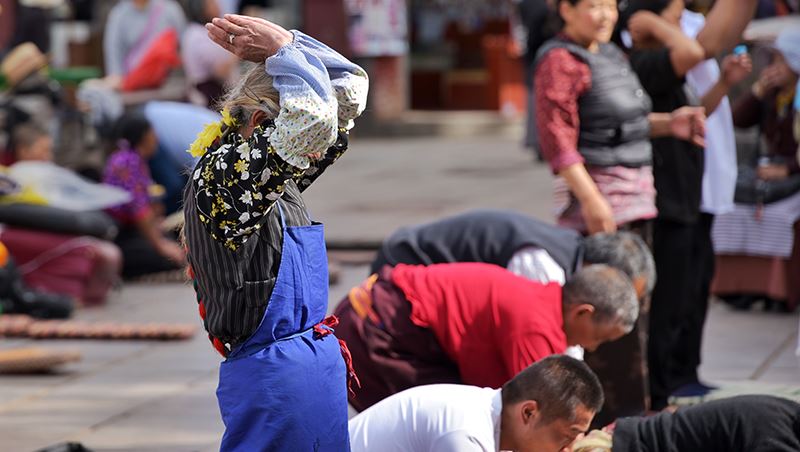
[
  {"xmin": 290, "ymin": 30, "xmax": 370, "ymax": 130},
  {"xmin": 265, "ymin": 38, "xmax": 339, "ymax": 168}
]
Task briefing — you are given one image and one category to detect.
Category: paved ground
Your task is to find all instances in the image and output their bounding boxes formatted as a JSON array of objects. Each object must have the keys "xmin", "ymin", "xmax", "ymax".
[{"xmin": 0, "ymin": 134, "xmax": 798, "ymax": 451}]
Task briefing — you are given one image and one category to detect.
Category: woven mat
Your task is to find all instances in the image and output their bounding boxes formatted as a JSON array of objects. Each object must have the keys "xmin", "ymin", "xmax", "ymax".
[
  {"xmin": 0, "ymin": 315, "xmax": 196, "ymax": 340},
  {"xmin": 0, "ymin": 347, "xmax": 81, "ymax": 373}
]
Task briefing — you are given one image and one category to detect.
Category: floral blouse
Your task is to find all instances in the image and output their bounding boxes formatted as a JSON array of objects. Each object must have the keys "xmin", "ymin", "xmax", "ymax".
[{"xmin": 190, "ymin": 31, "xmax": 368, "ymax": 250}]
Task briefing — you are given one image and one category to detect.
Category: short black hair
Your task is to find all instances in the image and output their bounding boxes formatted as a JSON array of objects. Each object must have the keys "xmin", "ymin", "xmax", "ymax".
[
  {"xmin": 502, "ymin": 355, "xmax": 604, "ymax": 423},
  {"xmin": 583, "ymin": 232, "xmax": 656, "ymax": 295},
  {"xmin": 115, "ymin": 110, "xmax": 152, "ymax": 149}
]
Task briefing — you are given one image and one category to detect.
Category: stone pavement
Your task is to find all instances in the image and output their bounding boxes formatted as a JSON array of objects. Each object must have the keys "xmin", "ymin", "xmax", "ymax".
[{"xmin": 0, "ymin": 134, "xmax": 797, "ymax": 451}]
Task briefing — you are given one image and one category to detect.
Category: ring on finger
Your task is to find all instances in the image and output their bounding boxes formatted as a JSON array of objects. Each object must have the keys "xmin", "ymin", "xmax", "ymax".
[{"xmin": 228, "ymin": 33, "xmax": 235, "ymax": 45}]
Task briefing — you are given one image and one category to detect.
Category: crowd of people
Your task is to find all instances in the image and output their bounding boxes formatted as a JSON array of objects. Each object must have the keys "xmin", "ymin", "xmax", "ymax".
[{"xmin": 0, "ymin": 0, "xmax": 799, "ymax": 451}]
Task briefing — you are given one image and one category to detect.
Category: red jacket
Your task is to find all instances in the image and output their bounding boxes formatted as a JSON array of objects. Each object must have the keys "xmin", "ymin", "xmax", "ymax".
[{"xmin": 391, "ymin": 263, "xmax": 567, "ymax": 388}]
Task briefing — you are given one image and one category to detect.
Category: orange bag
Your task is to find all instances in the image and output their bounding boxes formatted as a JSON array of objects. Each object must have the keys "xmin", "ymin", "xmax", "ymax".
[{"xmin": 121, "ymin": 29, "xmax": 180, "ymax": 92}]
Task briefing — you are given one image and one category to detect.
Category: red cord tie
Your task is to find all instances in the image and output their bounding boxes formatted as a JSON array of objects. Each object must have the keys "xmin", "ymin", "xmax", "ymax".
[{"xmin": 314, "ymin": 315, "xmax": 361, "ymax": 398}]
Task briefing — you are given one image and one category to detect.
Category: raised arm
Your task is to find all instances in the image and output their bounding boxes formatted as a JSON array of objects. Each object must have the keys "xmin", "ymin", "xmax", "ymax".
[
  {"xmin": 628, "ymin": 11, "xmax": 704, "ymax": 78},
  {"xmin": 288, "ymin": 30, "xmax": 369, "ymax": 131},
  {"xmin": 695, "ymin": 0, "xmax": 758, "ymax": 58},
  {"xmin": 193, "ymin": 19, "xmax": 344, "ymax": 249}
]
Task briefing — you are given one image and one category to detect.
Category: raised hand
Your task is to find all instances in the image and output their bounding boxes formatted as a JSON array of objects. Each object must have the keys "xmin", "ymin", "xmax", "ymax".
[
  {"xmin": 206, "ymin": 14, "xmax": 293, "ymax": 62},
  {"xmin": 721, "ymin": 53, "xmax": 752, "ymax": 87}
]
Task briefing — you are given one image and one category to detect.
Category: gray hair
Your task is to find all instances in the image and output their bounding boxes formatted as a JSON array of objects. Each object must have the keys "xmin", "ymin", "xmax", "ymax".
[
  {"xmin": 583, "ymin": 231, "xmax": 656, "ymax": 295},
  {"xmin": 562, "ymin": 264, "xmax": 639, "ymax": 333},
  {"xmin": 217, "ymin": 62, "xmax": 280, "ymax": 130}
]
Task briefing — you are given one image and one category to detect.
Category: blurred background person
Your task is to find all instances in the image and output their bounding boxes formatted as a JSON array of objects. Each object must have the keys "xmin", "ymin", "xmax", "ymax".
[
  {"xmin": 4, "ymin": 123, "xmax": 122, "ymax": 306},
  {"xmin": 182, "ymin": 0, "xmax": 240, "ymax": 108},
  {"xmin": 712, "ymin": 27, "xmax": 800, "ymax": 312},
  {"xmin": 102, "ymin": 0, "xmax": 186, "ymax": 89},
  {"xmin": 616, "ymin": 0, "xmax": 758, "ymax": 413},
  {"xmin": 102, "ymin": 111, "xmax": 185, "ymax": 278}
]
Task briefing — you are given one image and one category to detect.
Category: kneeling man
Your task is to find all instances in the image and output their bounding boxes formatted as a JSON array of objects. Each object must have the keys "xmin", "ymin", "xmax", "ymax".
[
  {"xmin": 336, "ymin": 263, "xmax": 637, "ymax": 411},
  {"xmin": 349, "ymin": 355, "xmax": 603, "ymax": 452}
]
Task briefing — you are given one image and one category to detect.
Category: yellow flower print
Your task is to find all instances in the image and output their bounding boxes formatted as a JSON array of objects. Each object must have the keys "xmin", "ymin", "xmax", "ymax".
[{"xmin": 233, "ymin": 159, "xmax": 248, "ymax": 174}]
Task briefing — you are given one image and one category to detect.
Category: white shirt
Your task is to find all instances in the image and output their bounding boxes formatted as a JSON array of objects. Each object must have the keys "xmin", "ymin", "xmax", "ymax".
[
  {"xmin": 349, "ymin": 385, "xmax": 502, "ymax": 452},
  {"xmin": 506, "ymin": 246, "xmax": 566, "ymax": 285},
  {"xmin": 681, "ymin": 10, "xmax": 738, "ymax": 215}
]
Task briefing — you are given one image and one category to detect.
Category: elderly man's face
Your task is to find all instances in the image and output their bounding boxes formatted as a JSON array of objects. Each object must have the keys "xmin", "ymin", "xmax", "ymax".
[{"xmin": 563, "ymin": 306, "xmax": 629, "ymax": 352}]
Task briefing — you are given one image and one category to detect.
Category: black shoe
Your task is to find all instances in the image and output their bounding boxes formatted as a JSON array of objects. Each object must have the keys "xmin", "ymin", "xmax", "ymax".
[
  {"xmin": 720, "ymin": 294, "xmax": 758, "ymax": 311},
  {"xmin": 10, "ymin": 282, "xmax": 74, "ymax": 319},
  {"xmin": 0, "ymin": 261, "xmax": 73, "ymax": 319}
]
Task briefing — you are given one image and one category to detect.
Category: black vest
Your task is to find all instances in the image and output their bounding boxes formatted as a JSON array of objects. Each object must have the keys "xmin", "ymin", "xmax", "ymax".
[
  {"xmin": 371, "ymin": 209, "xmax": 584, "ymax": 277},
  {"xmin": 535, "ymin": 39, "xmax": 653, "ymax": 168}
]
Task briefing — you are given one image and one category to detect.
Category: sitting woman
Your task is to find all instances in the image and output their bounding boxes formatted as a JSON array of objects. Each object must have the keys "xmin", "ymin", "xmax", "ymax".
[
  {"xmin": 571, "ymin": 395, "xmax": 800, "ymax": 452},
  {"xmin": 182, "ymin": 0, "xmax": 239, "ymax": 107},
  {"xmin": 184, "ymin": 14, "xmax": 368, "ymax": 451},
  {"xmin": 103, "ymin": 112, "xmax": 185, "ymax": 278},
  {"xmin": 712, "ymin": 28, "xmax": 800, "ymax": 312}
]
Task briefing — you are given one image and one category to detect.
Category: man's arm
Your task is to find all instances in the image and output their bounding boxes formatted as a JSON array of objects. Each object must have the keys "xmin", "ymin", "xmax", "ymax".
[{"xmin": 695, "ymin": 0, "xmax": 758, "ymax": 58}]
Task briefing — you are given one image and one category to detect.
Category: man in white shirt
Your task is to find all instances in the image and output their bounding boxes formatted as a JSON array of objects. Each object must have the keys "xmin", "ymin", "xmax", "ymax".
[{"xmin": 349, "ymin": 355, "xmax": 603, "ymax": 452}]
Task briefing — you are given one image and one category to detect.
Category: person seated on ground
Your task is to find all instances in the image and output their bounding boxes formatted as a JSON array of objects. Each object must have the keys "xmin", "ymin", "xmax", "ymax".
[
  {"xmin": 182, "ymin": 0, "xmax": 239, "ymax": 108},
  {"xmin": 349, "ymin": 355, "xmax": 603, "ymax": 452},
  {"xmin": 3, "ymin": 124, "xmax": 122, "ymax": 307},
  {"xmin": 571, "ymin": 395, "xmax": 800, "ymax": 452},
  {"xmin": 335, "ymin": 262, "xmax": 638, "ymax": 411},
  {"xmin": 142, "ymin": 100, "xmax": 221, "ymax": 215},
  {"xmin": 103, "ymin": 111, "xmax": 185, "ymax": 278},
  {"xmin": 102, "ymin": 0, "xmax": 187, "ymax": 90},
  {"xmin": 371, "ymin": 209, "xmax": 655, "ymax": 299},
  {"xmin": 712, "ymin": 27, "xmax": 800, "ymax": 312}
]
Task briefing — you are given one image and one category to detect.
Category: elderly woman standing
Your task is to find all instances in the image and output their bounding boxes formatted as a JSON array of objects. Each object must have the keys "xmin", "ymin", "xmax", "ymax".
[{"xmin": 184, "ymin": 15, "xmax": 368, "ymax": 451}]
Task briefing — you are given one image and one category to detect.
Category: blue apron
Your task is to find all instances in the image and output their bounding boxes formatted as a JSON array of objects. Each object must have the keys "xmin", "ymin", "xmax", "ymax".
[{"xmin": 216, "ymin": 203, "xmax": 350, "ymax": 451}]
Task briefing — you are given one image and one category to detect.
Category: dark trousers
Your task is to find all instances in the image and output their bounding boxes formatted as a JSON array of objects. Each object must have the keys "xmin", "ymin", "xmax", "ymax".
[
  {"xmin": 334, "ymin": 266, "xmax": 461, "ymax": 412},
  {"xmin": 115, "ymin": 227, "xmax": 181, "ymax": 278},
  {"xmin": 648, "ymin": 213, "xmax": 715, "ymax": 409},
  {"xmin": 584, "ymin": 220, "xmax": 652, "ymax": 427}
]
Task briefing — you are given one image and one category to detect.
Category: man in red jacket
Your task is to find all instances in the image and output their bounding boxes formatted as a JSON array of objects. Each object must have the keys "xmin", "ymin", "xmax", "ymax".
[{"xmin": 336, "ymin": 262, "xmax": 638, "ymax": 411}]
